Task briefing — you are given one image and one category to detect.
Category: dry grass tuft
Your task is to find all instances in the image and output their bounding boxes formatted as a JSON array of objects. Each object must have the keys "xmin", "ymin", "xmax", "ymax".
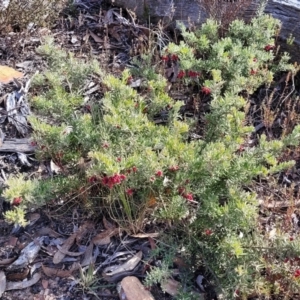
[
  {"xmin": 198, "ymin": 0, "xmax": 255, "ymax": 29},
  {"xmin": 0, "ymin": 0, "xmax": 67, "ymax": 32}
]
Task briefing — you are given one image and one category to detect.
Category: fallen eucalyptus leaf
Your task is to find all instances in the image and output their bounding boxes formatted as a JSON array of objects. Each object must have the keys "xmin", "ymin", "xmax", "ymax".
[
  {"xmin": 42, "ymin": 262, "xmax": 80, "ymax": 278},
  {"xmin": 81, "ymin": 242, "xmax": 94, "ymax": 267},
  {"xmin": 6, "ymin": 272, "xmax": 41, "ymax": 291},
  {"xmin": 7, "ymin": 237, "xmax": 44, "ymax": 271},
  {"xmin": 53, "ymin": 233, "xmax": 77, "ymax": 264},
  {"xmin": 102, "ymin": 251, "xmax": 142, "ymax": 278},
  {"xmin": 0, "ymin": 271, "xmax": 6, "ymax": 298}
]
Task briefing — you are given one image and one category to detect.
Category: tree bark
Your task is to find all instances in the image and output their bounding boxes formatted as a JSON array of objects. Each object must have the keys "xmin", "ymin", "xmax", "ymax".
[{"xmin": 108, "ymin": 0, "xmax": 300, "ymax": 61}]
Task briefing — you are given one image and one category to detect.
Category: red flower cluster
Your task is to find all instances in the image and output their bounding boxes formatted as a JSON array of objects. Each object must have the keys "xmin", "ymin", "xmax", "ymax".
[
  {"xmin": 250, "ymin": 69, "xmax": 257, "ymax": 75},
  {"xmin": 204, "ymin": 229, "xmax": 213, "ymax": 236},
  {"xmin": 188, "ymin": 70, "xmax": 200, "ymax": 78},
  {"xmin": 155, "ymin": 170, "xmax": 163, "ymax": 177},
  {"xmin": 295, "ymin": 270, "xmax": 300, "ymax": 278},
  {"xmin": 201, "ymin": 86, "xmax": 211, "ymax": 95},
  {"xmin": 88, "ymin": 175, "xmax": 98, "ymax": 183},
  {"xmin": 126, "ymin": 188, "xmax": 134, "ymax": 196},
  {"xmin": 102, "ymin": 142, "xmax": 109, "ymax": 149},
  {"xmin": 283, "ymin": 256, "xmax": 300, "ymax": 266},
  {"xmin": 183, "ymin": 193, "xmax": 193, "ymax": 201},
  {"xmin": 161, "ymin": 54, "xmax": 179, "ymax": 62},
  {"xmin": 264, "ymin": 44, "xmax": 275, "ymax": 52},
  {"xmin": 177, "ymin": 70, "xmax": 200, "ymax": 79},
  {"xmin": 177, "ymin": 70, "xmax": 185, "ymax": 79},
  {"xmin": 101, "ymin": 174, "xmax": 126, "ymax": 189},
  {"xmin": 177, "ymin": 187, "xmax": 194, "ymax": 201},
  {"xmin": 12, "ymin": 197, "xmax": 22, "ymax": 206}
]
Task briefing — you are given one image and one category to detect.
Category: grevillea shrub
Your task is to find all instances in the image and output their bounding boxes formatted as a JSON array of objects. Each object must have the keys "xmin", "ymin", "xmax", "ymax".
[{"xmin": 2, "ymin": 15, "xmax": 300, "ymax": 298}]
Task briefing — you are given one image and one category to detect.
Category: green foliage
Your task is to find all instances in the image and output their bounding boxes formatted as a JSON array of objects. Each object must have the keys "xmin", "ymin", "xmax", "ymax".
[{"xmin": 2, "ymin": 14, "xmax": 300, "ymax": 299}]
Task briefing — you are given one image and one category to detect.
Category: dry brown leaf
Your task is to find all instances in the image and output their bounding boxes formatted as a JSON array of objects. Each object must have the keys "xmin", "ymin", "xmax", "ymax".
[
  {"xmin": 148, "ymin": 237, "xmax": 156, "ymax": 250},
  {"xmin": 41, "ymin": 279, "xmax": 48, "ymax": 289},
  {"xmin": 42, "ymin": 263, "xmax": 80, "ymax": 278},
  {"xmin": 92, "ymin": 228, "xmax": 118, "ymax": 246},
  {"xmin": 103, "ymin": 217, "xmax": 116, "ymax": 230},
  {"xmin": 173, "ymin": 256, "xmax": 187, "ymax": 269},
  {"xmin": 6, "ymin": 272, "xmax": 41, "ymax": 291},
  {"xmin": 0, "ymin": 257, "xmax": 16, "ymax": 266},
  {"xmin": 0, "ymin": 271, "xmax": 6, "ymax": 298},
  {"xmin": 7, "ymin": 236, "xmax": 18, "ymax": 247},
  {"xmin": 6, "ymin": 267, "xmax": 29, "ymax": 281},
  {"xmin": 89, "ymin": 30, "xmax": 103, "ymax": 43},
  {"xmin": 76, "ymin": 221, "xmax": 95, "ymax": 243},
  {"xmin": 56, "ymin": 245, "xmax": 84, "ymax": 257},
  {"xmin": 0, "ymin": 66, "xmax": 23, "ymax": 84},
  {"xmin": 81, "ymin": 242, "xmax": 94, "ymax": 267},
  {"xmin": 36, "ymin": 227, "xmax": 61, "ymax": 238},
  {"xmin": 53, "ymin": 233, "xmax": 77, "ymax": 264}
]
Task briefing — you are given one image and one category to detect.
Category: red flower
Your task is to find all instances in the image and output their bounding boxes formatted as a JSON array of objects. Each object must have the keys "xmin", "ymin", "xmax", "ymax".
[
  {"xmin": 161, "ymin": 56, "xmax": 169, "ymax": 62},
  {"xmin": 126, "ymin": 188, "xmax": 134, "ymax": 196},
  {"xmin": 204, "ymin": 229, "xmax": 213, "ymax": 236},
  {"xmin": 250, "ymin": 69, "xmax": 257, "ymax": 75},
  {"xmin": 119, "ymin": 174, "xmax": 126, "ymax": 181},
  {"xmin": 183, "ymin": 193, "xmax": 193, "ymax": 201},
  {"xmin": 132, "ymin": 166, "xmax": 138, "ymax": 173},
  {"xmin": 102, "ymin": 142, "xmax": 109, "ymax": 149},
  {"xmin": 177, "ymin": 70, "xmax": 185, "ymax": 79},
  {"xmin": 150, "ymin": 176, "xmax": 156, "ymax": 182},
  {"xmin": 188, "ymin": 70, "xmax": 200, "ymax": 78},
  {"xmin": 284, "ymin": 258, "xmax": 289, "ymax": 263},
  {"xmin": 264, "ymin": 44, "xmax": 275, "ymax": 52},
  {"xmin": 155, "ymin": 170, "xmax": 163, "ymax": 177},
  {"xmin": 253, "ymin": 58, "xmax": 257, "ymax": 62},
  {"xmin": 290, "ymin": 236, "xmax": 294, "ymax": 241},
  {"xmin": 101, "ymin": 174, "xmax": 126, "ymax": 189},
  {"xmin": 201, "ymin": 86, "xmax": 211, "ymax": 95},
  {"xmin": 171, "ymin": 54, "xmax": 178, "ymax": 61},
  {"xmin": 30, "ymin": 141, "xmax": 37, "ymax": 146},
  {"xmin": 294, "ymin": 269, "xmax": 300, "ymax": 278},
  {"xmin": 12, "ymin": 197, "xmax": 22, "ymax": 206},
  {"xmin": 116, "ymin": 157, "xmax": 121, "ymax": 162},
  {"xmin": 88, "ymin": 175, "xmax": 98, "ymax": 183}
]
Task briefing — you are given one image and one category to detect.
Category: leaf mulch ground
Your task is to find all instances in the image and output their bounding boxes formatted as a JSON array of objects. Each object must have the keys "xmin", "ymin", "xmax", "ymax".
[{"xmin": 0, "ymin": 0, "xmax": 300, "ymax": 299}]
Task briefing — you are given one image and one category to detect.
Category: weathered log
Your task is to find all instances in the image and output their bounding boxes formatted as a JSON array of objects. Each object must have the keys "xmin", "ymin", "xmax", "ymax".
[
  {"xmin": 0, "ymin": 138, "xmax": 36, "ymax": 153},
  {"xmin": 108, "ymin": 0, "xmax": 300, "ymax": 61}
]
